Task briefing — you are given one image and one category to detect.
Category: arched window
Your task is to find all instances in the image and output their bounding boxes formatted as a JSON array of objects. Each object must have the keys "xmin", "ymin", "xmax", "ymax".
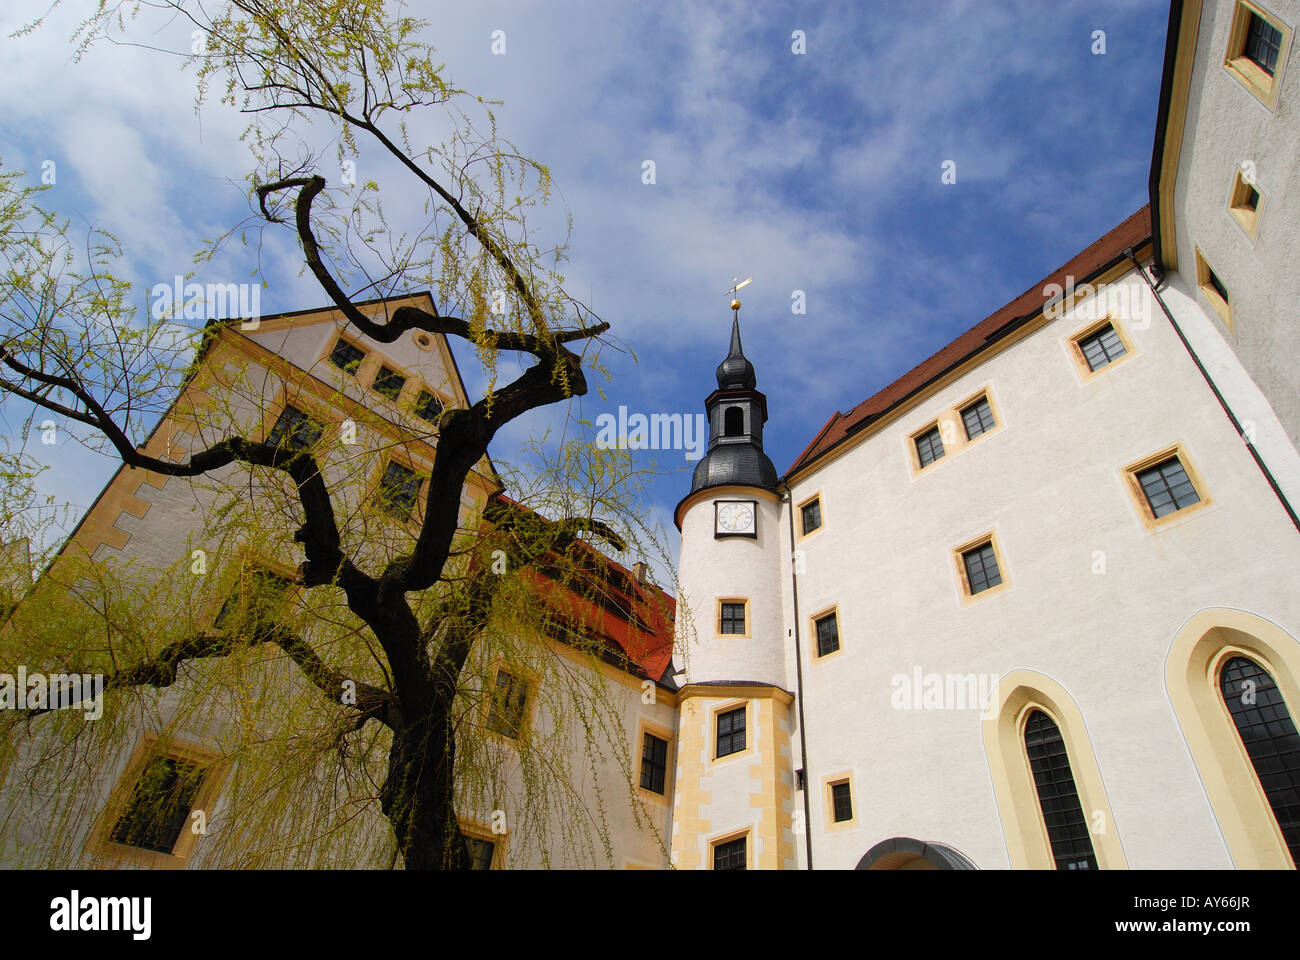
[
  {"xmin": 1218, "ymin": 656, "xmax": 1300, "ymax": 865},
  {"xmin": 723, "ymin": 407, "xmax": 744, "ymax": 437},
  {"xmin": 983, "ymin": 670, "xmax": 1125, "ymax": 869},
  {"xmin": 1023, "ymin": 709, "xmax": 1098, "ymax": 870}
]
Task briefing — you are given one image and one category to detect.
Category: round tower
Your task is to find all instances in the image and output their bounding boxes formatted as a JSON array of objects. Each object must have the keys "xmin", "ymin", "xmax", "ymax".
[
  {"xmin": 673, "ymin": 306, "xmax": 785, "ymax": 688},
  {"xmin": 670, "ymin": 302, "xmax": 795, "ymax": 870}
]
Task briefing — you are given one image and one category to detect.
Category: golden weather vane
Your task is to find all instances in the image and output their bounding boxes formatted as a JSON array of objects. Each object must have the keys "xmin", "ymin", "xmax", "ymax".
[{"xmin": 727, "ymin": 276, "xmax": 752, "ymax": 312}]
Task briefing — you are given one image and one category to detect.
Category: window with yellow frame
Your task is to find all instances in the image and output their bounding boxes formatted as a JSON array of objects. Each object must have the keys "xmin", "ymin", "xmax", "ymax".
[
  {"xmin": 85, "ymin": 734, "xmax": 230, "ymax": 870},
  {"xmin": 1121, "ymin": 444, "xmax": 1211, "ymax": 530},
  {"xmin": 1222, "ymin": 1, "xmax": 1292, "ymax": 111}
]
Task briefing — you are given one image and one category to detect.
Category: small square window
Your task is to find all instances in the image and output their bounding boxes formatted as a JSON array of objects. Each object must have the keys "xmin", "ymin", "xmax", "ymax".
[
  {"xmin": 962, "ymin": 542, "xmax": 1002, "ymax": 595},
  {"xmin": 329, "ymin": 338, "xmax": 366, "ymax": 375},
  {"xmin": 486, "ymin": 669, "xmax": 529, "ymax": 739},
  {"xmin": 1223, "ymin": 3, "xmax": 1292, "ymax": 110},
  {"xmin": 814, "ymin": 611, "xmax": 839, "ymax": 658},
  {"xmin": 800, "ymin": 498, "xmax": 822, "ymax": 535},
  {"xmin": 1245, "ymin": 11, "xmax": 1283, "ymax": 75},
  {"xmin": 1136, "ymin": 456, "xmax": 1202, "ymax": 518},
  {"xmin": 1195, "ymin": 247, "xmax": 1233, "ymax": 331},
  {"xmin": 915, "ymin": 426, "xmax": 945, "ymax": 467},
  {"xmin": 960, "ymin": 396, "xmax": 996, "ymax": 440},
  {"xmin": 640, "ymin": 733, "xmax": 669, "ymax": 795},
  {"xmin": 716, "ymin": 706, "xmax": 746, "ymax": 758},
  {"xmin": 378, "ymin": 461, "xmax": 420, "ymax": 519},
  {"xmin": 713, "ymin": 836, "xmax": 746, "ymax": 870},
  {"xmin": 1229, "ymin": 168, "xmax": 1264, "ymax": 242},
  {"xmin": 372, "ymin": 365, "xmax": 407, "ymax": 401},
  {"xmin": 266, "ymin": 404, "xmax": 323, "ymax": 456},
  {"xmin": 108, "ymin": 755, "xmax": 206, "ymax": 854},
  {"xmin": 831, "ymin": 781, "xmax": 853, "ymax": 823},
  {"xmin": 414, "ymin": 390, "xmax": 445, "ymax": 423},
  {"xmin": 719, "ymin": 601, "xmax": 746, "ymax": 635},
  {"xmin": 1077, "ymin": 323, "xmax": 1127, "ymax": 372},
  {"xmin": 465, "ymin": 836, "xmax": 496, "ymax": 870}
]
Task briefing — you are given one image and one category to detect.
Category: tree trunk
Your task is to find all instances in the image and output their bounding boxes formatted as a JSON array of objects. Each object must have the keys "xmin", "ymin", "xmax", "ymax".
[{"xmin": 382, "ymin": 707, "xmax": 467, "ymax": 869}]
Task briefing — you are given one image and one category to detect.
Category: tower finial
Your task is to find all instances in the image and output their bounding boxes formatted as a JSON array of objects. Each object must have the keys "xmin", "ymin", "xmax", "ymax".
[{"xmin": 727, "ymin": 276, "xmax": 752, "ymax": 313}]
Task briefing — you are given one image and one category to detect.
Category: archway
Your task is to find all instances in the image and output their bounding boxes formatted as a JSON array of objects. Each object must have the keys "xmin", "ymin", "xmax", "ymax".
[{"xmin": 855, "ymin": 837, "xmax": 976, "ymax": 870}]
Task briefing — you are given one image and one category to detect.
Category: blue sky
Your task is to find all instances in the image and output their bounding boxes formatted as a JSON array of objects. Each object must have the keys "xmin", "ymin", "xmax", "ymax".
[{"xmin": 0, "ymin": 0, "xmax": 1170, "ymax": 572}]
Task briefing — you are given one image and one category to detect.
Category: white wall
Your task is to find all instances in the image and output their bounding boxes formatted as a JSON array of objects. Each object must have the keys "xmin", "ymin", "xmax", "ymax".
[{"xmin": 781, "ymin": 266, "xmax": 1300, "ymax": 869}]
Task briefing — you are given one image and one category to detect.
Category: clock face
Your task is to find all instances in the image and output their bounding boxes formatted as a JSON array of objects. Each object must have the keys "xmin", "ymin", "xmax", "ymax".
[{"xmin": 715, "ymin": 500, "xmax": 757, "ymax": 538}]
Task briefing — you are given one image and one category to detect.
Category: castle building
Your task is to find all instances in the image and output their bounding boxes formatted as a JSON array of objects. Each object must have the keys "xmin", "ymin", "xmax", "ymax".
[{"xmin": 2, "ymin": 0, "xmax": 1298, "ymax": 871}]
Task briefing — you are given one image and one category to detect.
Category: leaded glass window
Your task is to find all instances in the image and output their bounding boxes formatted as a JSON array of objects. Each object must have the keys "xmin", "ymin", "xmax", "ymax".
[
  {"xmin": 915, "ymin": 426, "xmax": 945, "ymax": 467},
  {"xmin": 713, "ymin": 836, "xmax": 746, "ymax": 870},
  {"xmin": 1024, "ymin": 710, "xmax": 1098, "ymax": 870},
  {"xmin": 640, "ymin": 733, "xmax": 668, "ymax": 794},
  {"xmin": 720, "ymin": 602, "xmax": 746, "ymax": 635},
  {"xmin": 815, "ymin": 611, "xmax": 839, "ymax": 657},
  {"xmin": 717, "ymin": 706, "xmax": 746, "ymax": 758},
  {"xmin": 1136, "ymin": 457, "xmax": 1200, "ymax": 518},
  {"xmin": 109, "ymin": 756, "xmax": 205, "ymax": 854},
  {"xmin": 1219, "ymin": 656, "xmax": 1300, "ymax": 864},
  {"xmin": 962, "ymin": 542, "xmax": 1002, "ymax": 595},
  {"xmin": 832, "ymin": 781, "xmax": 853, "ymax": 822},
  {"xmin": 1078, "ymin": 323, "xmax": 1127, "ymax": 371},
  {"xmin": 960, "ymin": 396, "xmax": 996, "ymax": 439}
]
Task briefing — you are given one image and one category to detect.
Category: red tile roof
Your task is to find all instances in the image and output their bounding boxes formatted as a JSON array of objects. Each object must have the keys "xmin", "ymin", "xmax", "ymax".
[
  {"xmin": 489, "ymin": 494, "xmax": 676, "ymax": 684},
  {"xmin": 787, "ymin": 206, "xmax": 1152, "ymax": 477}
]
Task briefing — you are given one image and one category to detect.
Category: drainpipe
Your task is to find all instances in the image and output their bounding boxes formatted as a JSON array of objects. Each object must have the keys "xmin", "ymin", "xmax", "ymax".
[
  {"xmin": 1125, "ymin": 249, "xmax": 1300, "ymax": 532},
  {"xmin": 782, "ymin": 487, "xmax": 815, "ymax": 869}
]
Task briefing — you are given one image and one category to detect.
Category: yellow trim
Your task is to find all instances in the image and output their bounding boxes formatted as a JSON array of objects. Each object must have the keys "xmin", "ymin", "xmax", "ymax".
[
  {"xmin": 459, "ymin": 815, "xmax": 509, "ymax": 869},
  {"xmin": 716, "ymin": 597, "xmax": 752, "ymax": 639},
  {"xmin": 786, "ymin": 251, "xmax": 1149, "ymax": 487},
  {"xmin": 1156, "ymin": 0, "xmax": 1204, "ymax": 270},
  {"xmin": 822, "ymin": 772, "xmax": 858, "ymax": 831},
  {"xmin": 1066, "ymin": 315, "xmax": 1138, "ymax": 383},
  {"xmin": 1227, "ymin": 167, "xmax": 1264, "ymax": 243},
  {"xmin": 1121, "ymin": 443, "xmax": 1212, "ymax": 531},
  {"xmin": 1222, "ymin": 1, "xmax": 1293, "ymax": 112},
  {"xmin": 908, "ymin": 418, "xmax": 951, "ymax": 475},
  {"xmin": 85, "ymin": 733, "xmax": 231, "ymax": 870},
  {"xmin": 952, "ymin": 531, "xmax": 1010, "ymax": 604},
  {"xmin": 1166, "ymin": 608, "xmax": 1299, "ymax": 868},
  {"xmin": 983, "ymin": 670, "xmax": 1127, "ymax": 870},
  {"xmin": 955, "ymin": 386, "xmax": 1004, "ymax": 447},
  {"xmin": 706, "ymin": 826, "xmax": 751, "ymax": 870},
  {"xmin": 807, "ymin": 603, "xmax": 844, "ymax": 663},
  {"xmin": 1194, "ymin": 246, "xmax": 1234, "ymax": 333},
  {"xmin": 635, "ymin": 718, "xmax": 675, "ymax": 805},
  {"xmin": 796, "ymin": 490, "xmax": 825, "ymax": 540},
  {"xmin": 675, "ymin": 683, "xmax": 792, "ymax": 705},
  {"xmin": 908, "ymin": 384, "xmax": 1004, "ymax": 477}
]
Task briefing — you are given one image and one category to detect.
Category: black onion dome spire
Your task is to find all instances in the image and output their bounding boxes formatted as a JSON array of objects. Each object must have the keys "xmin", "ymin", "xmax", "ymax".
[
  {"xmin": 715, "ymin": 314, "xmax": 756, "ymax": 389},
  {"xmin": 684, "ymin": 309, "xmax": 778, "ymax": 497}
]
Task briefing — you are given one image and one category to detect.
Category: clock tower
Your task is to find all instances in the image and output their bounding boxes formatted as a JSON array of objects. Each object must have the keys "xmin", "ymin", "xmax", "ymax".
[{"xmin": 670, "ymin": 303, "xmax": 797, "ymax": 870}]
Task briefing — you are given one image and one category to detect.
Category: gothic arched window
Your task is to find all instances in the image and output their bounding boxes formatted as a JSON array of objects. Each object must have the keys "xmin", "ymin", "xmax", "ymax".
[
  {"xmin": 724, "ymin": 407, "xmax": 744, "ymax": 437},
  {"xmin": 1218, "ymin": 656, "xmax": 1300, "ymax": 864},
  {"xmin": 1023, "ymin": 709, "xmax": 1098, "ymax": 870}
]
